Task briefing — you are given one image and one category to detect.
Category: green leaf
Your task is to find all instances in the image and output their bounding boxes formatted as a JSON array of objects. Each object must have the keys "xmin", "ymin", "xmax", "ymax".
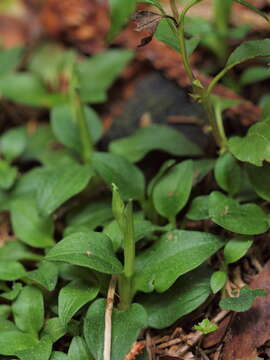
[
  {"xmin": 108, "ymin": 0, "xmax": 137, "ymax": 41},
  {"xmin": 26, "ymin": 261, "xmax": 58, "ymax": 291},
  {"xmin": 259, "ymin": 94, "xmax": 270, "ymax": 121},
  {"xmin": 36, "ymin": 164, "xmax": 93, "ymax": 216},
  {"xmin": 193, "ymin": 159, "xmax": 215, "ymax": 185},
  {"xmin": 194, "ymin": 318, "xmax": 218, "ymax": 334},
  {"xmin": 1, "ymin": 283, "xmax": 22, "ymax": 300},
  {"xmin": 0, "ymin": 47, "xmax": 23, "ymax": 75},
  {"xmin": 240, "ymin": 66, "xmax": 270, "ymax": 86},
  {"xmin": 147, "ymin": 160, "xmax": 175, "ymax": 197},
  {"xmin": 0, "ymin": 73, "xmax": 65, "ymax": 107},
  {"xmin": 0, "ymin": 241, "xmax": 41, "ymax": 261},
  {"xmin": 46, "ymin": 231, "xmax": 123, "ymax": 274},
  {"xmin": 77, "ymin": 50, "xmax": 134, "ymax": 103},
  {"xmin": 0, "ymin": 126, "xmax": 27, "ymax": 161},
  {"xmin": 220, "ymin": 286, "xmax": 267, "ymax": 312},
  {"xmin": 0, "ymin": 159, "xmax": 17, "ymax": 190},
  {"xmin": 139, "ymin": 265, "xmax": 212, "ymax": 328},
  {"xmin": 10, "ymin": 198, "xmax": 54, "ymax": 248},
  {"xmin": 65, "ymin": 200, "xmax": 113, "ymax": 236},
  {"xmin": 155, "ymin": 19, "xmax": 200, "ymax": 55},
  {"xmin": 227, "ymin": 39, "xmax": 270, "ymax": 70},
  {"xmin": 68, "ymin": 336, "xmax": 93, "ymax": 360},
  {"xmin": 224, "ymin": 236, "xmax": 253, "ymax": 264},
  {"xmin": 59, "ymin": 280, "xmax": 99, "ymax": 327},
  {"xmin": 233, "ymin": 0, "xmax": 270, "ymax": 24},
  {"xmin": 228, "ymin": 120, "xmax": 270, "ymax": 166},
  {"xmin": 15, "ymin": 336, "xmax": 52, "ymax": 360},
  {"xmin": 0, "ymin": 321, "xmax": 38, "ymax": 356},
  {"xmin": 133, "ymin": 230, "xmax": 224, "ymax": 293},
  {"xmin": 12, "ymin": 286, "xmax": 44, "ymax": 335},
  {"xmin": 209, "ymin": 191, "xmax": 268, "ymax": 235},
  {"xmin": 109, "ymin": 124, "xmax": 202, "ymax": 162},
  {"xmin": 153, "ymin": 160, "xmax": 194, "ymax": 219},
  {"xmin": 93, "ymin": 152, "xmax": 145, "ymax": 200},
  {"xmin": 247, "ymin": 163, "xmax": 270, "ymax": 201},
  {"xmin": 186, "ymin": 195, "xmax": 210, "ymax": 221},
  {"xmin": 0, "ymin": 261, "xmax": 26, "ymax": 281},
  {"xmin": 84, "ymin": 299, "xmax": 147, "ymax": 360},
  {"xmin": 210, "ymin": 271, "xmax": 227, "ymax": 294},
  {"xmin": 42, "ymin": 318, "xmax": 66, "ymax": 343},
  {"xmin": 214, "ymin": 152, "xmax": 242, "ymax": 196},
  {"xmin": 51, "ymin": 104, "xmax": 102, "ymax": 152}
]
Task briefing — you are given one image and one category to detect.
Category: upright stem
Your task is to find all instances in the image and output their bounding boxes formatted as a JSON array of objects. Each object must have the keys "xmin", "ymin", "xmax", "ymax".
[
  {"xmin": 177, "ymin": 0, "xmax": 227, "ymax": 150},
  {"xmin": 118, "ymin": 201, "xmax": 135, "ymax": 311},
  {"xmin": 72, "ymin": 89, "xmax": 93, "ymax": 164}
]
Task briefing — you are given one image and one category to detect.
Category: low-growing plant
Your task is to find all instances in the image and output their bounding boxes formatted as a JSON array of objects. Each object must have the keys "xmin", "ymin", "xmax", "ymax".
[{"xmin": 0, "ymin": 0, "xmax": 270, "ymax": 359}]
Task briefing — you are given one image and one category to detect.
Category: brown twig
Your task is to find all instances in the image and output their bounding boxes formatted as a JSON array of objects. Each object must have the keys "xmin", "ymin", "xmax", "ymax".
[{"xmin": 103, "ymin": 275, "xmax": 117, "ymax": 360}]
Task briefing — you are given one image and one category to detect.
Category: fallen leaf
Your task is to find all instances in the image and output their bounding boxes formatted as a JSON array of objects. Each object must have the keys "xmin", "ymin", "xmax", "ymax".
[
  {"xmin": 223, "ymin": 260, "xmax": 270, "ymax": 360},
  {"xmin": 132, "ymin": 11, "xmax": 163, "ymax": 47}
]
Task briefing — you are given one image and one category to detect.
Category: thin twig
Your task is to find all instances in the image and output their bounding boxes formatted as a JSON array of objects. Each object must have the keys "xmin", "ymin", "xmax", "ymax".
[{"xmin": 104, "ymin": 275, "xmax": 117, "ymax": 360}]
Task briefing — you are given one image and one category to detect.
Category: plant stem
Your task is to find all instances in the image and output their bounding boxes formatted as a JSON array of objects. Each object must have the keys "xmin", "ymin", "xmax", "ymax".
[
  {"xmin": 73, "ymin": 89, "xmax": 93, "ymax": 164},
  {"xmin": 169, "ymin": 216, "xmax": 177, "ymax": 229},
  {"xmin": 118, "ymin": 201, "xmax": 135, "ymax": 311},
  {"xmin": 177, "ymin": 0, "xmax": 227, "ymax": 150}
]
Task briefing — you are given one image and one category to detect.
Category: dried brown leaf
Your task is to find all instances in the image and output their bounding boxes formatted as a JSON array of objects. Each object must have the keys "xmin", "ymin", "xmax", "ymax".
[
  {"xmin": 223, "ymin": 260, "xmax": 270, "ymax": 360},
  {"xmin": 132, "ymin": 10, "xmax": 163, "ymax": 47}
]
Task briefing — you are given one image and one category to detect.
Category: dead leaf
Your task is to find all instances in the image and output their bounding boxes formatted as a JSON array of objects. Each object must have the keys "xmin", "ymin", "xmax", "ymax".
[
  {"xmin": 223, "ymin": 260, "xmax": 270, "ymax": 360},
  {"xmin": 132, "ymin": 11, "xmax": 163, "ymax": 47}
]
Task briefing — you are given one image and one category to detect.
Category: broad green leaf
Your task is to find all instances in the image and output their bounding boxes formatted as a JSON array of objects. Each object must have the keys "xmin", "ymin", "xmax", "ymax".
[
  {"xmin": 65, "ymin": 200, "xmax": 113, "ymax": 236},
  {"xmin": 194, "ymin": 318, "xmax": 218, "ymax": 334},
  {"xmin": 84, "ymin": 299, "xmax": 147, "ymax": 360},
  {"xmin": 46, "ymin": 231, "xmax": 123, "ymax": 274},
  {"xmin": 224, "ymin": 236, "xmax": 253, "ymax": 264},
  {"xmin": 240, "ymin": 66, "xmax": 270, "ymax": 86},
  {"xmin": 0, "ymin": 73, "xmax": 65, "ymax": 107},
  {"xmin": 1, "ymin": 283, "xmax": 22, "ymax": 300},
  {"xmin": 147, "ymin": 160, "xmax": 176, "ymax": 197},
  {"xmin": 0, "ymin": 261, "xmax": 26, "ymax": 281},
  {"xmin": 193, "ymin": 159, "xmax": 215, "ymax": 185},
  {"xmin": 93, "ymin": 152, "xmax": 145, "ymax": 200},
  {"xmin": 139, "ymin": 265, "xmax": 212, "ymax": 328},
  {"xmin": 109, "ymin": 124, "xmax": 202, "ymax": 162},
  {"xmin": 153, "ymin": 160, "xmax": 194, "ymax": 219},
  {"xmin": 12, "ymin": 286, "xmax": 44, "ymax": 336},
  {"xmin": 0, "ymin": 321, "xmax": 38, "ymax": 356},
  {"xmin": 210, "ymin": 271, "xmax": 227, "ymax": 294},
  {"xmin": 133, "ymin": 230, "xmax": 224, "ymax": 293},
  {"xmin": 68, "ymin": 336, "xmax": 93, "ymax": 360},
  {"xmin": 0, "ymin": 241, "xmax": 40, "ymax": 261},
  {"xmin": 15, "ymin": 336, "xmax": 52, "ymax": 360},
  {"xmin": 209, "ymin": 191, "xmax": 268, "ymax": 235},
  {"xmin": 233, "ymin": 0, "xmax": 270, "ymax": 24},
  {"xmin": 214, "ymin": 152, "xmax": 242, "ymax": 196},
  {"xmin": 77, "ymin": 50, "xmax": 134, "ymax": 103},
  {"xmin": 0, "ymin": 159, "xmax": 17, "ymax": 190},
  {"xmin": 26, "ymin": 261, "xmax": 58, "ymax": 291},
  {"xmin": 247, "ymin": 163, "xmax": 270, "ymax": 201},
  {"xmin": 36, "ymin": 164, "xmax": 93, "ymax": 216},
  {"xmin": 228, "ymin": 120, "xmax": 270, "ymax": 166},
  {"xmin": 155, "ymin": 19, "xmax": 200, "ymax": 55},
  {"xmin": 186, "ymin": 195, "xmax": 210, "ymax": 221},
  {"xmin": 0, "ymin": 126, "xmax": 27, "ymax": 161},
  {"xmin": 0, "ymin": 47, "xmax": 23, "ymax": 75},
  {"xmin": 108, "ymin": 0, "xmax": 137, "ymax": 41},
  {"xmin": 10, "ymin": 198, "xmax": 54, "ymax": 248},
  {"xmin": 42, "ymin": 318, "xmax": 66, "ymax": 343},
  {"xmin": 59, "ymin": 280, "xmax": 99, "ymax": 327},
  {"xmin": 51, "ymin": 104, "xmax": 102, "ymax": 152},
  {"xmin": 259, "ymin": 94, "xmax": 270, "ymax": 121},
  {"xmin": 226, "ymin": 39, "xmax": 270, "ymax": 70},
  {"xmin": 220, "ymin": 286, "xmax": 267, "ymax": 312}
]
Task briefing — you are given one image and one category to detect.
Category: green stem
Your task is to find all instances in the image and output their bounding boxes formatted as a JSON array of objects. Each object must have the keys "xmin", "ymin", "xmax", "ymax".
[
  {"xmin": 206, "ymin": 65, "xmax": 233, "ymax": 96},
  {"xmin": 118, "ymin": 275, "xmax": 133, "ymax": 311},
  {"xmin": 72, "ymin": 89, "xmax": 93, "ymax": 164},
  {"xmin": 169, "ymin": 216, "xmax": 177, "ymax": 229}
]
